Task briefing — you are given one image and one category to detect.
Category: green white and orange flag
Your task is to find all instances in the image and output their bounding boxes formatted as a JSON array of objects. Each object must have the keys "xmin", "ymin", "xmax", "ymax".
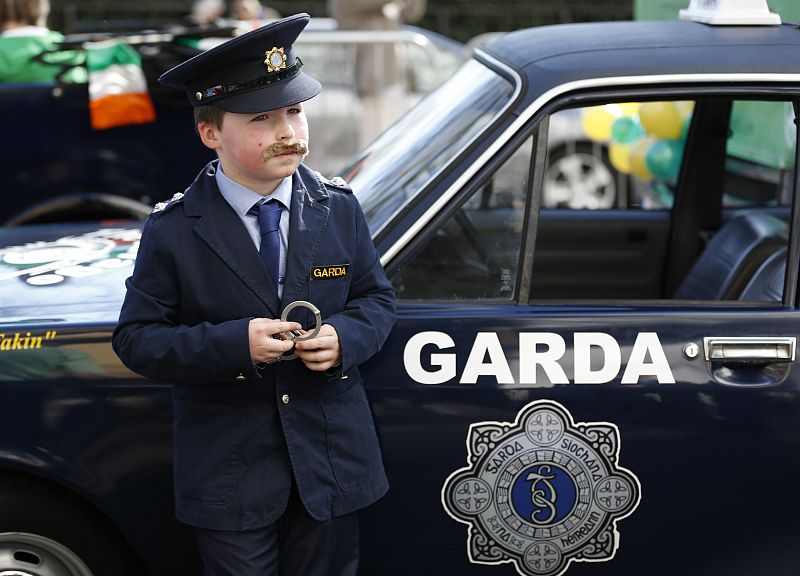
[{"xmin": 85, "ymin": 40, "xmax": 156, "ymax": 131}]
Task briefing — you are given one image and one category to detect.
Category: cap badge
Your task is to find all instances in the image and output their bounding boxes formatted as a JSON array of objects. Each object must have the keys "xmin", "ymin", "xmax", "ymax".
[{"xmin": 264, "ymin": 47, "xmax": 288, "ymax": 73}]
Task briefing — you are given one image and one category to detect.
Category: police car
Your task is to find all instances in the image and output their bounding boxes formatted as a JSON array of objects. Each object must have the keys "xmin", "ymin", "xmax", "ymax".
[{"xmin": 1, "ymin": 1, "xmax": 799, "ymax": 575}]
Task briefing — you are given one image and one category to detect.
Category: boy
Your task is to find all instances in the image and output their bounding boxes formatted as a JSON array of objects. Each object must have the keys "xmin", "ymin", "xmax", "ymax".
[{"xmin": 112, "ymin": 13, "xmax": 396, "ymax": 576}]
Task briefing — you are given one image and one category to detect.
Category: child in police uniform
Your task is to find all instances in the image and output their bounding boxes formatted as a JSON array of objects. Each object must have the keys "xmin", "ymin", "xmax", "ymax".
[{"xmin": 112, "ymin": 13, "xmax": 396, "ymax": 576}]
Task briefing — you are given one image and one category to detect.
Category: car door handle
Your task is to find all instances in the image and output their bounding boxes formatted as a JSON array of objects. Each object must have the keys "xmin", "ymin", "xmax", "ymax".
[{"xmin": 703, "ymin": 337, "xmax": 796, "ymax": 362}]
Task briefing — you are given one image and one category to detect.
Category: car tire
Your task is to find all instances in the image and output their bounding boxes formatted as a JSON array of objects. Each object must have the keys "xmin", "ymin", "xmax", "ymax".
[
  {"xmin": 0, "ymin": 474, "xmax": 146, "ymax": 576},
  {"xmin": 544, "ymin": 142, "xmax": 622, "ymax": 209}
]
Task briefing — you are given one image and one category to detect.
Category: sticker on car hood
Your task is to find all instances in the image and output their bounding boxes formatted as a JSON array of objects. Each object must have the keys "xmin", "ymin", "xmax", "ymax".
[
  {"xmin": 0, "ymin": 228, "xmax": 140, "ymax": 286},
  {"xmin": 442, "ymin": 400, "xmax": 640, "ymax": 576}
]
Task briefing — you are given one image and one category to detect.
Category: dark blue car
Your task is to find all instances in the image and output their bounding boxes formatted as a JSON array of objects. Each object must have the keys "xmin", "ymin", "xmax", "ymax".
[{"xmin": 1, "ymin": 5, "xmax": 799, "ymax": 575}]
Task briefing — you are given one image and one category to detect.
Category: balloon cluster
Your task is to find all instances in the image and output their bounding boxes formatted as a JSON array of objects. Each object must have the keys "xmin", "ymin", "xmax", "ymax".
[{"xmin": 581, "ymin": 101, "xmax": 694, "ymax": 182}]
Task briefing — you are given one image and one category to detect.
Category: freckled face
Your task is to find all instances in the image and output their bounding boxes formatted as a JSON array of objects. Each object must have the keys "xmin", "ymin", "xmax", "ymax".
[{"xmin": 203, "ymin": 104, "xmax": 309, "ymax": 194}]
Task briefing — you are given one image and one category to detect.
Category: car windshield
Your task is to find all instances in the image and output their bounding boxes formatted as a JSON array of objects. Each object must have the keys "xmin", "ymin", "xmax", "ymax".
[{"xmin": 341, "ymin": 59, "xmax": 515, "ymax": 234}]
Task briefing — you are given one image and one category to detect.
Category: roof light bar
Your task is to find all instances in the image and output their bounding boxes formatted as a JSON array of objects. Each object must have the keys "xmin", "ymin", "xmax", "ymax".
[{"xmin": 679, "ymin": 0, "xmax": 781, "ymax": 25}]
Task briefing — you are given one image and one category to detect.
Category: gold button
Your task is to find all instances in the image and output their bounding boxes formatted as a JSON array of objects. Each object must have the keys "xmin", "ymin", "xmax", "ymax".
[
  {"xmin": 236, "ymin": 373, "xmax": 245, "ymax": 381},
  {"xmin": 282, "ymin": 394, "xmax": 290, "ymax": 404}
]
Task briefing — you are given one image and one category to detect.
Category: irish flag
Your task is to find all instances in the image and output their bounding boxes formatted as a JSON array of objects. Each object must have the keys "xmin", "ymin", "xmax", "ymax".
[{"xmin": 85, "ymin": 40, "xmax": 156, "ymax": 130}]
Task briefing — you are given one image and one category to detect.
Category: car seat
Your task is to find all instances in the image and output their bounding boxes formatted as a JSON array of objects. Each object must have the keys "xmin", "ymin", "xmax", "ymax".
[
  {"xmin": 738, "ymin": 246, "xmax": 787, "ymax": 302},
  {"xmin": 673, "ymin": 212, "xmax": 788, "ymax": 300}
]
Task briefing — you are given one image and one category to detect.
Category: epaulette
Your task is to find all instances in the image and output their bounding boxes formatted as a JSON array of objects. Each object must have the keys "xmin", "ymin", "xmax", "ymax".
[
  {"xmin": 151, "ymin": 192, "xmax": 185, "ymax": 216},
  {"xmin": 316, "ymin": 172, "xmax": 353, "ymax": 194}
]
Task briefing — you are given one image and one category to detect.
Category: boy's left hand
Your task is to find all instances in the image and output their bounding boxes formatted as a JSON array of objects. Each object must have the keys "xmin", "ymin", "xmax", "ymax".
[{"xmin": 294, "ymin": 323, "xmax": 341, "ymax": 372}]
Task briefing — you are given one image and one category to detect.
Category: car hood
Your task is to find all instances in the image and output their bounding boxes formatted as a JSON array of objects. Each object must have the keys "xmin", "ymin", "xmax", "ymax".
[{"xmin": 0, "ymin": 222, "xmax": 143, "ymax": 326}]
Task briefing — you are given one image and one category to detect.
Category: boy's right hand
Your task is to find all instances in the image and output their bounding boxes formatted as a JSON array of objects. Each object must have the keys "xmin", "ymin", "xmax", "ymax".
[{"xmin": 249, "ymin": 318, "xmax": 303, "ymax": 364}]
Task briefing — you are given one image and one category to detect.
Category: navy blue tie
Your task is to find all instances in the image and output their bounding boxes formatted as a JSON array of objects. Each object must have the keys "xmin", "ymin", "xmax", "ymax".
[{"xmin": 251, "ymin": 199, "xmax": 282, "ymax": 289}]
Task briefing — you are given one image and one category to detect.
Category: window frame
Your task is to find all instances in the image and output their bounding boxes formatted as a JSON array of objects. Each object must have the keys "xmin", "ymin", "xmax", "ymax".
[{"xmin": 522, "ymin": 86, "xmax": 800, "ymax": 308}]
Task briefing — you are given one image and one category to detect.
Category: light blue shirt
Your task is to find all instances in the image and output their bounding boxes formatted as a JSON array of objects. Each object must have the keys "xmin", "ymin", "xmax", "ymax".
[{"xmin": 215, "ymin": 165, "xmax": 292, "ymax": 298}]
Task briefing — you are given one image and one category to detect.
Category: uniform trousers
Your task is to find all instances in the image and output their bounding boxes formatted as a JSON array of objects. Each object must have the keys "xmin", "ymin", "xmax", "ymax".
[{"xmin": 195, "ymin": 482, "xmax": 359, "ymax": 576}]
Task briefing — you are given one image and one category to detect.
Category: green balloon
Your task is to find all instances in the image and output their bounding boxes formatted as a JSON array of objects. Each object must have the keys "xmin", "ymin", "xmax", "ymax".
[
  {"xmin": 645, "ymin": 139, "xmax": 684, "ymax": 181},
  {"xmin": 611, "ymin": 116, "xmax": 646, "ymax": 144},
  {"xmin": 680, "ymin": 116, "xmax": 692, "ymax": 141}
]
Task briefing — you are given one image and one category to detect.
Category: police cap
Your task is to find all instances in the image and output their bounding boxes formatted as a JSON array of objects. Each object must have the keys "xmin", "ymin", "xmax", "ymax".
[{"xmin": 159, "ymin": 13, "xmax": 321, "ymax": 113}]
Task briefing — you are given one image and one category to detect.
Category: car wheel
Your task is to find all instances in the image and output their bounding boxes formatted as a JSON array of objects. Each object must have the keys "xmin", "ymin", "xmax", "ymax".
[
  {"xmin": 544, "ymin": 143, "xmax": 620, "ymax": 209},
  {"xmin": 0, "ymin": 475, "xmax": 146, "ymax": 576},
  {"xmin": 0, "ymin": 532, "xmax": 94, "ymax": 576}
]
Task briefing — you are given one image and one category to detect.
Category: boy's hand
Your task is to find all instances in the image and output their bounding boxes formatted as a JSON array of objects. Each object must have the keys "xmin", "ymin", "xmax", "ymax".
[
  {"xmin": 249, "ymin": 318, "xmax": 302, "ymax": 364},
  {"xmin": 294, "ymin": 324, "xmax": 341, "ymax": 372}
]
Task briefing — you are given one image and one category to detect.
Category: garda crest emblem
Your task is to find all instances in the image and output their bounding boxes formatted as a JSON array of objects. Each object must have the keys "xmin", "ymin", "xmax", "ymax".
[{"xmin": 442, "ymin": 400, "xmax": 641, "ymax": 576}]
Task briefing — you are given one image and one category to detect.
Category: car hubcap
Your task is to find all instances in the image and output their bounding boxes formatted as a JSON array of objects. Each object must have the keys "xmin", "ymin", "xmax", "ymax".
[
  {"xmin": 545, "ymin": 152, "xmax": 617, "ymax": 209},
  {"xmin": 0, "ymin": 533, "xmax": 94, "ymax": 576}
]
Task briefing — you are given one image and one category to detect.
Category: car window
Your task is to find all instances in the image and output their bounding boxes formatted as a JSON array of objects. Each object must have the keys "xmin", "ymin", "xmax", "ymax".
[
  {"xmin": 391, "ymin": 137, "xmax": 532, "ymax": 300},
  {"xmin": 545, "ymin": 100, "xmax": 797, "ymax": 211},
  {"xmin": 531, "ymin": 97, "xmax": 796, "ymax": 303},
  {"xmin": 544, "ymin": 102, "xmax": 695, "ymax": 211},
  {"xmin": 345, "ymin": 60, "xmax": 516, "ymax": 235},
  {"xmin": 544, "ymin": 106, "xmax": 637, "ymax": 210},
  {"xmin": 724, "ymin": 100, "xmax": 797, "ymax": 207}
]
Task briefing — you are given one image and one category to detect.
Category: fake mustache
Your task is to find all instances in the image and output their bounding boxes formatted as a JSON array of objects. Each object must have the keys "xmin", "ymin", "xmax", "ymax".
[{"xmin": 260, "ymin": 140, "xmax": 308, "ymax": 162}]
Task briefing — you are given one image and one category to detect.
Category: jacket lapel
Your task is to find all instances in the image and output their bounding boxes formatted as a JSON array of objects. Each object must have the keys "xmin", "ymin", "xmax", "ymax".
[
  {"xmin": 281, "ymin": 168, "xmax": 329, "ymax": 309},
  {"xmin": 188, "ymin": 163, "xmax": 281, "ymax": 317}
]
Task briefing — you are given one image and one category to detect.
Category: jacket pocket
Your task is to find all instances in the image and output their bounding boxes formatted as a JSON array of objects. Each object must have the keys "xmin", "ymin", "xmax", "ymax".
[
  {"xmin": 308, "ymin": 270, "xmax": 352, "ymax": 319},
  {"xmin": 173, "ymin": 399, "xmax": 249, "ymax": 505},
  {"xmin": 321, "ymin": 383, "xmax": 382, "ymax": 491}
]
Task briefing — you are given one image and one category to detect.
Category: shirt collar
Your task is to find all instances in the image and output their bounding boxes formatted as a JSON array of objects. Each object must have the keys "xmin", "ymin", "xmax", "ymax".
[{"xmin": 215, "ymin": 164, "xmax": 292, "ymax": 217}]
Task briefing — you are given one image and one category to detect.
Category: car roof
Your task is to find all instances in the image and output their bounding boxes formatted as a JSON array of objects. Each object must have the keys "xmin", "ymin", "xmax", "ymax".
[{"xmin": 482, "ymin": 20, "xmax": 800, "ymax": 105}]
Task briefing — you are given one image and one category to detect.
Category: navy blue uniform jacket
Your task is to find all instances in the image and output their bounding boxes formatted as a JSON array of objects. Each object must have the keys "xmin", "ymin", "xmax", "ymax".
[{"xmin": 112, "ymin": 161, "xmax": 396, "ymax": 531}]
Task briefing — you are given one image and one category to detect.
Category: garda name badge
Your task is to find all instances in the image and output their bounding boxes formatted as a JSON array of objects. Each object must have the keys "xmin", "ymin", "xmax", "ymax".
[
  {"xmin": 311, "ymin": 264, "xmax": 349, "ymax": 280},
  {"xmin": 442, "ymin": 400, "xmax": 641, "ymax": 576}
]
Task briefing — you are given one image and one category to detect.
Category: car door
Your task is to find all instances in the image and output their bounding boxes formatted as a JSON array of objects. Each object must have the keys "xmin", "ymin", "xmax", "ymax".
[{"xmin": 359, "ymin": 89, "xmax": 800, "ymax": 576}]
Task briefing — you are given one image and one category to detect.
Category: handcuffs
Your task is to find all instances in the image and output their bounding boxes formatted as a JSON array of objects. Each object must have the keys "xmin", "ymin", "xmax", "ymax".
[{"xmin": 266, "ymin": 300, "xmax": 322, "ymax": 364}]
